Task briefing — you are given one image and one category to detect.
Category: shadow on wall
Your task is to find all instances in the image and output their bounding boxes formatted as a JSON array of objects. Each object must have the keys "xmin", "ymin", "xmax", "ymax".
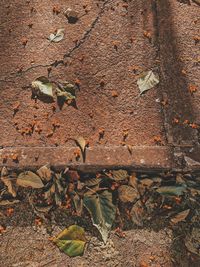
[{"xmin": 155, "ymin": 0, "xmax": 197, "ymax": 146}]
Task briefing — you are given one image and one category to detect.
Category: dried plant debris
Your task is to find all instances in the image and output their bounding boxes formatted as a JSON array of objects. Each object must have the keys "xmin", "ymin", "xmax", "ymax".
[
  {"xmin": 49, "ymin": 28, "xmax": 65, "ymax": 43},
  {"xmin": 32, "ymin": 76, "xmax": 53, "ymax": 99},
  {"xmin": 1, "ymin": 166, "xmax": 200, "ymax": 261},
  {"xmin": 137, "ymin": 70, "xmax": 159, "ymax": 94},
  {"xmin": 17, "ymin": 171, "xmax": 44, "ymax": 189},
  {"xmin": 31, "ymin": 77, "xmax": 76, "ymax": 105}
]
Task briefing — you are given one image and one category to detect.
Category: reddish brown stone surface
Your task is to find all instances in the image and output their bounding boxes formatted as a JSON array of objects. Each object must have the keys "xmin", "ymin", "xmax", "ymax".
[{"xmin": 0, "ymin": 0, "xmax": 199, "ymax": 170}]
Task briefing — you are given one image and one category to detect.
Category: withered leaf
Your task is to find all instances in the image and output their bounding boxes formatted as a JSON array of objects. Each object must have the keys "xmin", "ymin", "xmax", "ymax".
[
  {"xmin": 109, "ymin": 169, "xmax": 129, "ymax": 181},
  {"xmin": 32, "ymin": 76, "xmax": 53, "ymax": 98},
  {"xmin": 37, "ymin": 165, "xmax": 52, "ymax": 182},
  {"xmin": 17, "ymin": 171, "xmax": 44, "ymax": 189},
  {"xmin": 49, "ymin": 28, "xmax": 65, "ymax": 43},
  {"xmin": 171, "ymin": 209, "xmax": 190, "ymax": 224},
  {"xmin": 118, "ymin": 185, "xmax": 139, "ymax": 203},
  {"xmin": 137, "ymin": 70, "xmax": 159, "ymax": 94}
]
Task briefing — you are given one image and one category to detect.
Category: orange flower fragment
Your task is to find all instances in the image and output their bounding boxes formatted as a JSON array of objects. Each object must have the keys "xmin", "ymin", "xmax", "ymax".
[
  {"xmin": 74, "ymin": 148, "xmax": 81, "ymax": 159},
  {"xmin": 193, "ymin": 35, "xmax": 200, "ymax": 44},
  {"xmin": 21, "ymin": 37, "xmax": 28, "ymax": 46},
  {"xmin": 190, "ymin": 123, "xmax": 199, "ymax": 129},
  {"xmin": 13, "ymin": 101, "xmax": 20, "ymax": 113},
  {"xmin": 173, "ymin": 118, "xmax": 179, "ymax": 124},
  {"xmin": 143, "ymin": 30, "xmax": 152, "ymax": 41},
  {"xmin": 35, "ymin": 218, "xmax": 42, "ymax": 226},
  {"xmin": 0, "ymin": 225, "xmax": 6, "ymax": 235},
  {"xmin": 6, "ymin": 208, "xmax": 14, "ymax": 217},
  {"xmin": 52, "ymin": 5, "xmax": 61, "ymax": 15},
  {"xmin": 189, "ymin": 84, "xmax": 197, "ymax": 94},
  {"xmin": 111, "ymin": 90, "xmax": 118, "ymax": 97}
]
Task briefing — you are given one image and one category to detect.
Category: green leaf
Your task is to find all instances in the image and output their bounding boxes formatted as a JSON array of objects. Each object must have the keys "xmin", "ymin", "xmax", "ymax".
[
  {"xmin": 156, "ymin": 185, "xmax": 186, "ymax": 196},
  {"xmin": 49, "ymin": 28, "xmax": 65, "ymax": 43},
  {"xmin": 109, "ymin": 169, "xmax": 129, "ymax": 181},
  {"xmin": 137, "ymin": 70, "xmax": 159, "ymax": 94},
  {"xmin": 32, "ymin": 76, "xmax": 53, "ymax": 98},
  {"xmin": 52, "ymin": 225, "xmax": 86, "ymax": 257},
  {"xmin": 83, "ymin": 190, "xmax": 116, "ymax": 243},
  {"xmin": 17, "ymin": 171, "xmax": 44, "ymax": 188}
]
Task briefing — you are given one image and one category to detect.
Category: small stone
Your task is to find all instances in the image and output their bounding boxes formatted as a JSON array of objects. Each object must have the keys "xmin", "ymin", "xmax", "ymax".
[{"xmin": 65, "ymin": 8, "xmax": 79, "ymax": 24}]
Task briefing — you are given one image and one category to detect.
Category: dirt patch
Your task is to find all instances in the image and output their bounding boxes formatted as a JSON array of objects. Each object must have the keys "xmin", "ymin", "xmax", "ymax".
[{"xmin": 0, "ymin": 225, "xmax": 173, "ymax": 267}]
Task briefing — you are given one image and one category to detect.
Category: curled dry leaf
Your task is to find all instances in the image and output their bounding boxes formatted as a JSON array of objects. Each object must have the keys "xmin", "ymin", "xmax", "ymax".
[
  {"xmin": 49, "ymin": 28, "xmax": 65, "ymax": 42},
  {"xmin": 185, "ymin": 228, "xmax": 200, "ymax": 256},
  {"xmin": 84, "ymin": 177, "xmax": 101, "ymax": 187},
  {"xmin": 137, "ymin": 70, "xmax": 159, "ymax": 94},
  {"xmin": 118, "ymin": 185, "xmax": 139, "ymax": 203},
  {"xmin": 72, "ymin": 193, "xmax": 83, "ymax": 216},
  {"xmin": 0, "ymin": 199, "xmax": 20, "ymax": 206},
  {"xmin": 56, "ymin": 81, "xmax": 76, "ymax": 102},
  {"xmin": 170, "ymin": 209, "xmax": 190, "ymax": 224},
  {"xmin": 156, "ymin": 185, "xmax": 186, "ymax": 196},
  {"xmin": 130, "ymin": 200, "xmax": 146, "ymax": 226},
  {"xmin": 32, "ymin": 76, "xmax": 53, "ymax": 98},
  {"xmin": 109, "ymin": 169, "xmax": 129, "ymax": 181},
  {"xmin": 75, "ymin": 136, "xmax": 86, "ymax": 153},
  {"xmin": 1, "ymin": 167, "xmax": 16, "ymax": 197},
  {"xmin": 74, "ymin": 136, "xmax": 87, "ymax": 162},
  {"xmin": 37, "ymin": 165, "xmax": 52, "ymax": 182},
  {"xmin": 17, "ymin": 171, "xmax": 44, "ymax": 189},
  {"xmin": 140, "ymin": 178, "xmax": 154, "ymax": 188},
  {"xmin": 53, "ymin": 225, "xmax": 86, "ymax": 257},
  {"xmin": 129, "ymin": 173, "xmax": 138, "ymax": 188}
]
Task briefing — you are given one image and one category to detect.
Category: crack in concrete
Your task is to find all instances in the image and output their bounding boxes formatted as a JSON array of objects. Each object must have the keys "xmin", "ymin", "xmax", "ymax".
[{"xmin": 0, "ymin": 0, "xmax": 112, "ymax": 82}]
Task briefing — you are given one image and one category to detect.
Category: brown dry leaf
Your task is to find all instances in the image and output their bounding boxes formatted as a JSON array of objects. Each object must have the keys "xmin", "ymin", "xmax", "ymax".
[
  {"xmin": 185, "ymin": 227, "xmax": 200, "ymax": 256},
  {"xmin": 109, "ymin": 169, "xmax": 129, "ymax": 181},
  {"xmin": 37, "ymin": 164, "xmax": 52, "ymax": 182},
  {"xmin": 85, "ymin": 178, "xmax": 101, "ymax": 187},
  {"xmin": 118, "ymin": 185, "xmax": 139, "ymax": 203},
  {"xmin": 170, "ymin": 209, "xmax": 190, "ymax": 224},
  {"xmin": 75, "ymin": 137, "xmax": 86, "ymax": 153},
  {"xmin": 1, "ymin": 177, "xmax": 16, "ymax": 197},
  {"xmin": 130, "ymin": 200, "xmax": 146, "ymax": 226},
  {"xmin": 0, "ymin": 199, "xmax": 20, "ymax": 206},
  {"xmin": 140, "ymin": 178, "xmax": 154, "ymax": 188},
  {"xmin": 129, "ymin": 173, "xmax": 138, "ymax": 188},
  {"xmin": 1, "ymin": 167, "xmax": 16, "ymax": 197},
  {"xmin": 17, "ymin": 171, "xmax": 44, "ymax": 189}
]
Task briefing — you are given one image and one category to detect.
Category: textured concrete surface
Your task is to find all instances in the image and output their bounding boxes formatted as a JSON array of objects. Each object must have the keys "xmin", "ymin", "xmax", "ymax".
[{"xmin": 0, "ymin": 0, "xmax": 199, "ymax": 170}]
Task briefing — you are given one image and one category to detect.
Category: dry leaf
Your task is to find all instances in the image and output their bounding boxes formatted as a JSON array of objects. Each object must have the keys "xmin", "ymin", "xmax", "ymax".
[
  {"xmin": 137, "ymin": 70, "xmax": 159, "ymax": 94},
  {"xmin": 1, "ymin": 167, "xmax": 16, "ymax": 197},
  {"xmin": 171, "ymin": 209, "xmax": 190, "ymax": 224},
  {"xmin": 118, "ymin": 185, "xmax": 139, "ymax": 203},
  {"xmin": 37, "ymin": 165, "xmax": 52, "ymax": 182},
  {"xmin": 49, "ymin": 28, "xmax": 65, "ymax": 42},
  {"xmin": 17, "ymin": 171, "xmax": 44, "ymax": 188}
]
